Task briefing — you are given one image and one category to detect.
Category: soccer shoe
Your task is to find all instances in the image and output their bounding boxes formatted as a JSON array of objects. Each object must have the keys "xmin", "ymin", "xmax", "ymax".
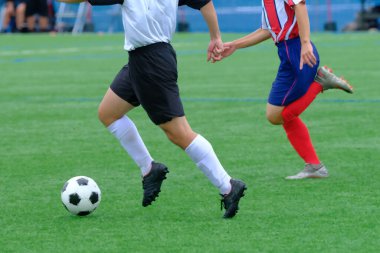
[
  {"xmin": 142, "ymin": 161, "xmax": 169, "ymax": 207},
  {"xmin": 314, "ymin": 66, "xmax": 353, "ymax": 93},
  {"xmin": 285, "ymin": 163, "xmax": 329, "ymax": 180},
  {"xmin": 220, "ymin": 179, "xmax": 247, "ymax": 218}
]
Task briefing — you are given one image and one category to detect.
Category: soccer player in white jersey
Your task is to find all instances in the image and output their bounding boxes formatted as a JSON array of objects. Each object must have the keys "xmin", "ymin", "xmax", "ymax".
[
  {"xmin": 58, "ymin": 0, "xmax": 246, "ymax": 218},
  {"xmin": 216, "ymin": 0, "xmax": 353, "ymax": 179}
]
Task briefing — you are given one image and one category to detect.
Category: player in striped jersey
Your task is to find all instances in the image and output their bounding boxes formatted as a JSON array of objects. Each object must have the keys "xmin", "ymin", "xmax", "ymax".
[{"xmin": 218, "ymin": 0, "xmax": 353, "ymax": 179}]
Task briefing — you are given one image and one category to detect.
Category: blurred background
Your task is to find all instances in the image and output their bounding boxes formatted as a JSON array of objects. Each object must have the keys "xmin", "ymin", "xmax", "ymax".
[{"xmin": 0, "ymin": 0, "xmax": 380, "ymax": 34}]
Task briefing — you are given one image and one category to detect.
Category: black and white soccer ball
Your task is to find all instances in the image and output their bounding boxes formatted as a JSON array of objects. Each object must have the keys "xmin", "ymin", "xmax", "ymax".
[{"xmin": 61, "ymin": 176, "xmax": 101, "ymax": 216}]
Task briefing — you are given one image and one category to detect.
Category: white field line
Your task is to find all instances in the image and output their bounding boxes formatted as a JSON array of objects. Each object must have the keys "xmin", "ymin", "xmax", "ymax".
[
  {"xmin": 0, "ymin": 42, "xmax": 197, "ymax": 57},
  {"xmin": 0, "ymin": 46, "xmax": 119, "ymax": 57}
]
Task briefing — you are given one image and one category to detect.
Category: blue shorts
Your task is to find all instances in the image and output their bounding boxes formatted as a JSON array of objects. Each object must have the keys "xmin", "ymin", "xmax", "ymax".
[{"xmin": 268, "ymin": 37, "xmax": 320, "ymax": 106}]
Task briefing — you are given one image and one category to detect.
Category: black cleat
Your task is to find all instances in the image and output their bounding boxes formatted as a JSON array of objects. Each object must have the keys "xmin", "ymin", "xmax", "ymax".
[
  {"xmin": 220, "ymin": 179, "xmax": 247, "ymax": 218},
  {"xmin": 142, "ymin": 161, "xmax": 169, "ymax": 207}
]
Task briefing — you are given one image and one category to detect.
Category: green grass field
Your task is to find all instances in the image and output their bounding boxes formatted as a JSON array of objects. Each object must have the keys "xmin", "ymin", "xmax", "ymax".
[{"xmin": 1, "ymin": 32, "xmax": 379, "ymax": 252}]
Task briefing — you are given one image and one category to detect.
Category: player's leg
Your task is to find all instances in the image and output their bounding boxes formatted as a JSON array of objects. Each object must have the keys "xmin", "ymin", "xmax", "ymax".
[
  {"xmin": 1, "ymin": 1, "xmax": 15, "ymax": 32},
  {"xmin": 37, "ymin": 16, "xmax": 49, "ymax": 31},
  {"xmin": 159, "ymin": 116, "xmax": 246, "ymax": 218},
  {"xmin": 132, "ymin": 44, "xmax": 233, "ymax": 195},
  {"xmin": 26, "ymin": 15, "xmax": 35, "ymax": 31},
  {"xmin": 25, "ymin": 0, "xmax": 36, "ymax": 32},
  {"xmin": 266, "ymin": 102, "xmax": 320, "ymax": 163},
  {"xmin": 99, "ymin": 87, "xmax": 166, "ymax": 207},
  {"xmin": 267, "ymin": 38, "xmax": 326, "ymax": 179},
  {"xmin": 160, "ymin": 116, "xmax": 232, "ymax": 193},
  {"xmin": 14, "ymin": 1, "xmax": 27, "ymax": 31},
  {"xmin": 130, "ymin": 43, "xmax": 246, "ymax": 216},
  {"xmin": 98, "ymin": 66, "xmax": 154, "ymax": 177},
  {"xmin": 36, "ymin": 0, "xmax": 49, "ymax": 31},
  {"xmin": 267, "ymin": 102, "xmax": 327, "ymax": 179}
]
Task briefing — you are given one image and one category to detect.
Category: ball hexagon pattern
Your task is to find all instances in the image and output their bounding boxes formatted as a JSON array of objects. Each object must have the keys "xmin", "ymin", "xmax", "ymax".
[{"xmin": 61, "ymin": 176, "xmax": 101, "ymax": 216}]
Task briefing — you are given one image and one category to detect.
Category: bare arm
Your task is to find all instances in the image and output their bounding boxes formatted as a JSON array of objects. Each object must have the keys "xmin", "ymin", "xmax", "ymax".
[
  {"xmin": 221, "ymin": 28, "xmax": 271, "ymax": 59},
  {"xmin": 230, "ymin": 28, "xmax": 271, "ymax": 49},
  {"xmin": 199, "ymin": 1, "xmax": 223, "ymax": 62},
  {"xmin": 294, "ymin": 2, "xmax": 316, "ymax": 69}
]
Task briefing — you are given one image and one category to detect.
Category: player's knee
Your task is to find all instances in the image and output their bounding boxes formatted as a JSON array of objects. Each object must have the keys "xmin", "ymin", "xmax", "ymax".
[
  {"xmin": 163, "ymin": 129, "xmax": 194, "ymax": 149},
  {"xmin": 98, "ymin": 107, "xmax": 114, "ymax": 127},
  {"xmin": 97, "ymin": 108, "xmax": 107, "ymax": 125},
  {"xmin": 266, "ymin": 112, "xmax": 283, "ymax": 125}
]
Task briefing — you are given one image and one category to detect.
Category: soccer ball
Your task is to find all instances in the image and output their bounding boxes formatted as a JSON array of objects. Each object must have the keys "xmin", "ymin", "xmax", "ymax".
[{"xmin": 61, "ymin": 176, "xmax": 101, "ymax": 216}]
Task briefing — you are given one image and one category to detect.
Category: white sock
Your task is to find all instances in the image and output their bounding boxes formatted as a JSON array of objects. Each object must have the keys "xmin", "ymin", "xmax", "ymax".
[
  {"xmin": 185, "ymin": 135, "xmax": 231, "ymax": 194},
  {"xmin": 107, "ymin": 116, "xmax": 153, "ymax": 176}
]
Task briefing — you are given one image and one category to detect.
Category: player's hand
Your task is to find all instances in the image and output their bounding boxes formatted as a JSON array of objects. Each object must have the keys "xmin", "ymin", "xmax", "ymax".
[
  {"xmin": 207, "ymin": 38, "xmax": 224, "ymax": 63},
  {"xmin": 221, "ymin": 42, "xmax": 237, "ymax": 59},
  {"xmin": 300, "ymin": 42, "xmax": 317, "ymax": 70}
]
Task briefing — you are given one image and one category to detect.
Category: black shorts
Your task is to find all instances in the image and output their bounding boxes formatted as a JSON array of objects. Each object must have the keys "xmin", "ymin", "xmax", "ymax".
[
  {"xmin": 26, "ymin": 0, "xmax": 48, "ymax": 17},
  {"xmin": 110, "ymin": 42, "xmax": 185, "ymax": 125}
]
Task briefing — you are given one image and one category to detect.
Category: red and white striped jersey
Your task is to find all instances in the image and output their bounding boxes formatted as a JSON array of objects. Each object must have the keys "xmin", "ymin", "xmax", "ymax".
[{"xmin": 261, "ymin": 0, "xmax": 305, "ymax": 43}]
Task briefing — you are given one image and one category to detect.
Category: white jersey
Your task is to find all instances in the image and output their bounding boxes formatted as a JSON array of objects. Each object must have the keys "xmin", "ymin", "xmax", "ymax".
[{"xmin": 121, "ymin": 0, "xmax": 178, "ymax": 51}]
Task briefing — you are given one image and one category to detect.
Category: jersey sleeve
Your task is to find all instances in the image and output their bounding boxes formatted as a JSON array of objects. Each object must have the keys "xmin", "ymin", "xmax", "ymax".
[
  {"xmin": 285, "ymin": 0, "xmax": 305, "ymax": 7},
  {"xmin": 178, "ymin": 0, "xmax": 211, "ymax": 10},
  {"xmin": 261, "ymin": 8, "xmax": 269, "ymax": 30}
]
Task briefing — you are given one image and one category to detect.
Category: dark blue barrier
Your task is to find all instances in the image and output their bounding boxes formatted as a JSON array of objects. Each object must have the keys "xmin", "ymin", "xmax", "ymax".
[{"xmin": 56, "ymin": 0, "xmax": 375, "ymax": 33}]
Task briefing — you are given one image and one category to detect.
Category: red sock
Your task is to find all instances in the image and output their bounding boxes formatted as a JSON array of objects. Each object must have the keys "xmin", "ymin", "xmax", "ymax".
[
  {"xmin": 281, "ymin": 82, "xmax": 322, "ymax": 164},
  {"xmin": 282, "ymin": 117, "xmax": 320, "ymax": 164},
  {"xmin": 282, "ymin": 81, "xmax": 322, "ymax": 122}
]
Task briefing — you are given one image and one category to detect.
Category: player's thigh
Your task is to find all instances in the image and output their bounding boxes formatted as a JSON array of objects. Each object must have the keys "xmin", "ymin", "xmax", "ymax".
[
  {"xmin": 98, "ymin": 88, "xmax": 135, "ymax": 126},
  {"xmin": 266, "ymin": 103, "xmax": 285, "ymax": 125},
  {"xmin": 130, "ymin": 43, "xmax": 184, "ymax": 125},
  {"xmin": 16, "ymin": 2, "xmax": 26, "ymax": 14},
  {"xmin": 159, "ymin": 116, "xmax": 196, "ymax": 149}
]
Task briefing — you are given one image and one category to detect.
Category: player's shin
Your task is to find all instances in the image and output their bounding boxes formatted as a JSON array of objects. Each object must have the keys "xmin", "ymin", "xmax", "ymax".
[
  {"xmin": 107, "ymin": 115, "xmax": 153, "ymax": 176},
  {"xmin": 185, "ymin": 135, "xmax": 231, "ymax": 194}
]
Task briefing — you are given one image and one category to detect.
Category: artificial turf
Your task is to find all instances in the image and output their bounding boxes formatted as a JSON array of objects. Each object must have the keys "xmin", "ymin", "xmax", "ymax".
[{"xmin": 0, "ymin": 32, "xmax": 379, "ymax": 252}]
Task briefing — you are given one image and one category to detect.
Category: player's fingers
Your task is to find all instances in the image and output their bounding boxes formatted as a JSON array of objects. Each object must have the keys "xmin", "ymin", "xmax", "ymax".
[
  {"xmin": 306, "ymin": 54, "xmax": 316, "ymax": 67},
  {"xmin": 310, "ymin": 53, "xmax": 317, "ymax": 65},
  {"xmin": 213, "ymin": 54, "xmax": 222, "ymax": 61},
  {"xmin": 207, "ymin": 51, "xmax": 212, "ymax": 62},
  {"xmin": 215, "ymin": 47, "xmax": 224, "ymax": 55},
  {"xmin": 214, "ymin": 47, "xmax": 223, "ymax": 54},
  {"xmin": 299, "ymin": 58, "xmax": 304, "ymax": 70}
]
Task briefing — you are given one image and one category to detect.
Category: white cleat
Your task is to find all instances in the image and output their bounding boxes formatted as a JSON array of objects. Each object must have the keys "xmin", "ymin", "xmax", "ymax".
[{"xmin": 286, "ymin": 164, "xmax": 329, "ymax": 180}]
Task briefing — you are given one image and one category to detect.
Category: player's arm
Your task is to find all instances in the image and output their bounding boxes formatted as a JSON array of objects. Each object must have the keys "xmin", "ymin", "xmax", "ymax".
[
  {"xmin": 179, "ymin": 0, "xmax": 222, "ymax": 62},
  {"xmin": 228, "ymin": 28, "xmax": 271, "ymax": 49},
  {"xmin": 293, "ymin": 0, "xmax": 316, "ymax": 69},
  {"xmin": 221, "ymin": 28, "xmax": 271, "ymax": 59},
  {"xmin": 200, "ymin": 1, "xmax": 224, "ymax": 62},
  {"xmin": 57, "ymin": 0, "xmax": 123, "ymax": 5}
]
